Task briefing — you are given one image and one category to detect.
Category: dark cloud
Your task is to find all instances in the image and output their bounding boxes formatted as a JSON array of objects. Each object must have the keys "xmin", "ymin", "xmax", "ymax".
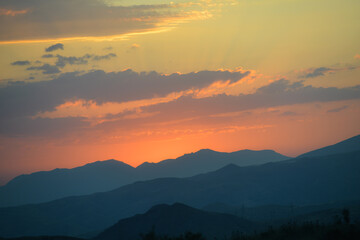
[
  {"xmin": 42, "ymin": 54, "xmax": 54, "ymax": 58},
  {"xmin": 302, "ymin": 67, "xmax": 332, "ymax": 78},
  {"xmin": 327, "ymin": 105, "xmax": 348, "ymax": 113},
  {"xmin": 0, "ymin": 69, "xmax": 359, "ymax": 138},
  {"xmin": 0, "ymin": 69, "xmax": 249, "ymax": 120},
  {"xmin": 11, "ymin": 60, "xmax": 30, "ymax": 66},
  {"xmin": 45, "ymin": 43, "xmax": 64, "ymax": 52},
  {"xmin": 299, "ymin": 65, "xmax": 360, "ymax": 79},
  {"xmin": 55, "ymin": 53, "xmax": 117, "ymax": 67},
  {"xmin": 0, "ymin": 116, "xmax": 87, "ymax": 137},
  {"xmin": 55, "ymin": 54, "xmax": 91, "ymax": 67},
  {"xmin": 144, "ymin": 80, "xmax": 360, "ymax": 119},
  {"xmin": 0, "ymin": 0, "xmax": 199, "ymax": 42},
  {"xmin": 92, "ymin": 53, "xmax": 117, "ymax": 61},
  {"xmin": 26, "ymin": 64, "xmax": 61, "ymax": 74}
]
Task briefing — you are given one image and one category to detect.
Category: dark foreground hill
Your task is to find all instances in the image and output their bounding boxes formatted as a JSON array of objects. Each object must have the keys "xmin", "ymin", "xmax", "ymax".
[
  {"xmin": 203, "ymin": 200, "xmax": 360, "ymax": 224},
  {"xmin": 0, "ymin": 149, "xmax": 288, "ymax": 207},
  {"xmin": 0, "ymin": 150, "xmax": 359, "ymax": 238},
  {"xmin": 95, "ymin": 203, "xmax": 255, "ymax": 240}
]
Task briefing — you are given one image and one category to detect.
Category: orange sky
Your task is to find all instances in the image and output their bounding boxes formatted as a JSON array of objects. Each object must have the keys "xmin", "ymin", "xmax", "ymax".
[{"xmin": 0, "ymin": 0, "xmax": 360, "ymax": 185}]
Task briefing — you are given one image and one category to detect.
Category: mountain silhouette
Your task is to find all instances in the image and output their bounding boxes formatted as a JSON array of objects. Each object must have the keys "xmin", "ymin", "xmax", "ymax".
[
  {"xmin": 298, "ymin": 134, "xmax": 360, "ymax": 158},
  {"xmin": 0, "ymin": 149, "xmax": 288, "ymax": 207},
  {"xmin": 0, "ymin": 160, "xmax": 137, "ymax": 207},
  {"xmin": 137, "ymin": 149, "xmax": 288, "ymax": 179},
  {"xmin": 0, "ymin": 150, "xmax": 359, "ymax": 238},
  {"xmin": 95, "ymin": 203, "xmax": 255, "ymax": 240}
]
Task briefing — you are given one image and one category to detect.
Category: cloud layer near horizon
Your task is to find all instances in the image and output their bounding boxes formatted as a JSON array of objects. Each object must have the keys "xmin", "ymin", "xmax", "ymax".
[{"xmin": 0, "ymin": 69, "xmax": 359, "ymax": 137}]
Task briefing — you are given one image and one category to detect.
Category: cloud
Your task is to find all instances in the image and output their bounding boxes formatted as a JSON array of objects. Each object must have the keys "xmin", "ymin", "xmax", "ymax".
[
  {"xmin": 0, "ymin": 69, "xmax": 360, "ymax": 137},
  {"xmin": 55, "ymin": 53, "xmax": 117, "ymax": 67},
  {"xmin": 281, "ymin": 111, "xmax": 297, "ymax": 116},
  {"xmin": 300, "ymin": 67, "xmax": 333, "ymax": 78},
  {"xmin": 327, "ymin": 105, "xmax": 348, "ymax": 113},
  {"xmin": 26, "ymin": 64, "xmax": 61, "ymax": 74},
  {"xmin": 55, "ymin": 54, "xmax": 91, "ymax": 67},
  {"xmin": 0, "ymin": 116, "xmax": 86, "ymax": 136},
  {"xmin": 298, "ymin": 65, "xmax": 360, "ymax": 79},
  {"xmin": 0, "ymin": 8, "xmax": 28, "ymax": 16},
  {"xmin": 143, "ymin": 79, "xmax": 360, "ymax": 120},
  {"xmin": 11, "ymin": 60, "xmax": 30, "ymax": 66},
  {"xmin": 131, "ymin": 43, "xmax": 140, "ymax": 49},
  {"xmin": 45, "ymin": 43, "xmax": 64, "ymax": 52},
  {"xmin": 0, "ymin": 0, "xmax": 212, "ymax": 43},
  {"xmin": 0, "ymin": 69, "xmax": 249, "ymax": 120},
  {"xmin": 42, "ymin": 54, "xmax": 54, "ymax": 58},
  {"xmin": 92, "ymin": 53, "xmax": 117, "ymax": 61}
]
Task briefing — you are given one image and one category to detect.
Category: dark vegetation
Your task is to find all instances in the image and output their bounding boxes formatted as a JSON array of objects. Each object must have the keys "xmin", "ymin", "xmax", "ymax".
[
  {"xmin": 116, "ymin": 218, "xmax": 360, "ymax": 240},
  {"xmin": 2, "ymin": 220, "xmax": 359, "ymax": 240}
]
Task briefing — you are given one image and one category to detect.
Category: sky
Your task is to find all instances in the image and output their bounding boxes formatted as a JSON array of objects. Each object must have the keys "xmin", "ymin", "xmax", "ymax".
[{"xmin": 0, "ymin": 0, "xmax": 360, "ymax": 185}]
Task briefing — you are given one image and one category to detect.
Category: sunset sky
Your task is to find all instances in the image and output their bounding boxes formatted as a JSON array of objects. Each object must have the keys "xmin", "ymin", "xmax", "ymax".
[{"xmin": 0, "ymin": 0, "xmax": 360, "ymax": 185}]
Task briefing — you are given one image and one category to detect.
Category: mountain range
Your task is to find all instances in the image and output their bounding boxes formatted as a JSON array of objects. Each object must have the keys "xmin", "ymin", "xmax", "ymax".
[
  {"xmin": 0, "ymin": 149, "xmax": 359, "ymax": 237},
  {"xmin": 0, "ymin": 149, "xmax": 288, "ymax": 207},
  {"xmin": 0, "ymin": 134, "xmax": 359, "ymax": 238}
]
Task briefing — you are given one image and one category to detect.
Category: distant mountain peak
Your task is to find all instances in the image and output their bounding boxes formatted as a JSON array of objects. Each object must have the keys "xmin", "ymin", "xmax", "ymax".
[
  {"xmin": 83, "ymin": 159, "xmax": 132, "ymax": 168},
  {"xmin": 196, "ymin": 148, "xmax": 218, "ymax": 154},
  {"xmin": 148, "ymin": 202, "xmax": 191, "ymax": 212}
]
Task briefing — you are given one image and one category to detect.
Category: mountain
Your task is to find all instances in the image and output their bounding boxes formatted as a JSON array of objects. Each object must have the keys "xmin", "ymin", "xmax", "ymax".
[
  {"xmin": 0, "ymin": 150, "xmax": 359, "ymax": 238},
  {"xmin": 95, "ymin": 203, "xmax": 255, "ymax": 240},
  {"xmin": 0, "ymin": 149, "xmax": 288, "ymax": 207},
  {"xmin": 137, "ymin": 149, "xmax": 289, "ymax": 179},
  {"xmin": 0, "ymin": 160, "xmax": 137, "ymax": 207},
  {"xmin": 298, "ymin": 134, "xmax": 360, "ymax": 158}
]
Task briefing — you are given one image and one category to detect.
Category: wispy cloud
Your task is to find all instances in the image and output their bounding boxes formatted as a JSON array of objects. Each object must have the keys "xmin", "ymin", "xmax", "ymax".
[
  {"xmin": 300, "ymin": 67, "xmax": 333, "ymax": 78},
  {"xmin": 131, "ymin": 43, "xmax": 140, "ymax": 49},
  {"xmin": 45, "ymin": 43, "xmax": 64, "ymax": 52},
  {"xmin": 26, "ymin": 64, "xmax": 61, "ymax": 75},
  {"xmin": 0, "ymin": 8, "xmax": 28, "ymax": 16},
  {"xmin": 42, "ymin": 54, "xmax": 54, "ymax": 58},
  {"xmin": 11, "ymin": 60, "xmax": 30, "ymax": 66},
  {"xmin": 55, "ymin": 53, "xmax": 117, "ymax": 67},
  {"xmin": 327, "ymin": 105, "xmax": 348, "ymax": 113},
  {"xmin": 298, "ymin": 65, "xmax": 360, "ymax": 79}
]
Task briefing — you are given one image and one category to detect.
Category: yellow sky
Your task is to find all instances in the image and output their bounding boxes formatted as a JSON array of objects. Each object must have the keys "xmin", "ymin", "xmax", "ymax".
[{"xmin": 0, "ymin": 0, "xmax": 360, "ymax": 184}]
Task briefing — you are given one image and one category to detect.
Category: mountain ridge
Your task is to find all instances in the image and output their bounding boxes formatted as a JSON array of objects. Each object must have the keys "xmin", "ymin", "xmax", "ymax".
[
  {"xmin": 0, "ymin": 150, "xmax": 359, "ymax": 238},
  {"xmin": 297, "ymin": 134, "xmax": 360, "ymax": 158},
  {"xmin": 0, "ymin": 148, "xmax": 289, "ymax": 207}
]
